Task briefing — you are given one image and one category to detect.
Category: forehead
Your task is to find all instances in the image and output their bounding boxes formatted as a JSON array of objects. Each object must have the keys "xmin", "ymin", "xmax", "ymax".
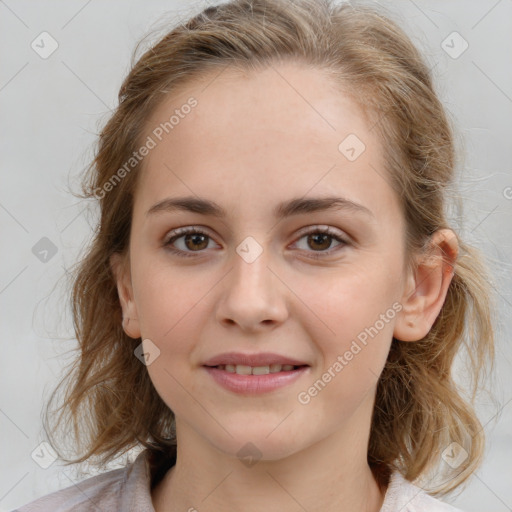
[{"xmin": 136, "ymin": 61, "xmax": 394, "ymax": 221}]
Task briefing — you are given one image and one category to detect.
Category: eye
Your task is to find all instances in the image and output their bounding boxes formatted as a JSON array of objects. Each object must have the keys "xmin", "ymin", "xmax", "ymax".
[
  {"xmin": 291, "ymin": 226, "xmax": 349, "ymax": 259},
  {"xmin": 163, "ymin": 227, "xmax": 218, "ymax": 258}
]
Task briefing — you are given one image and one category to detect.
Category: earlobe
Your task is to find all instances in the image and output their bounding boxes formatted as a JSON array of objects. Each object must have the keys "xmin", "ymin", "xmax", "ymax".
[
  {"xmin": 394, "ymin": 229, "xmax": 458, "ymax": 342},
  {"xmin": 110, "ymin": 252, "xmax": 142, "ymax": 339}
]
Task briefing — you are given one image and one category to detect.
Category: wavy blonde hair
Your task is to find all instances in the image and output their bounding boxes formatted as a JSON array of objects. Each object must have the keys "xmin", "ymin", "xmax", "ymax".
[{"xmin": 44, "ymin": 0, "xmax": 495, "ymax": 496}]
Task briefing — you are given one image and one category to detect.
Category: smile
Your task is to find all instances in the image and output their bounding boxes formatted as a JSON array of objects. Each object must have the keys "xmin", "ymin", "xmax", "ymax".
[{"xmin": 210, "ymin": 364, "xmax": 306, "ymax": 375}]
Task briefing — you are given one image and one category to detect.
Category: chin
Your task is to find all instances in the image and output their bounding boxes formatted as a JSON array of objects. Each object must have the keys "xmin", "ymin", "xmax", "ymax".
[{"xmin": 205, "ymin": 427, "xmax": 306, "ymax": 463}]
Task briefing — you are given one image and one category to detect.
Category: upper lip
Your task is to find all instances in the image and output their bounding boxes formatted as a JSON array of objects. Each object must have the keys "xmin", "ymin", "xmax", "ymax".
[{"xmin": 203, "ymin": 352, "xmax": 309, "ymax": 367}]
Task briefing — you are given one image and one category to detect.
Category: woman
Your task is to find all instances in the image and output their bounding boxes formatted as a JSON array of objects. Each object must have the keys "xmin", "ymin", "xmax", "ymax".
[{"xmin": 16, "ymin": 1, "xmax": 494, "ymax": 510}]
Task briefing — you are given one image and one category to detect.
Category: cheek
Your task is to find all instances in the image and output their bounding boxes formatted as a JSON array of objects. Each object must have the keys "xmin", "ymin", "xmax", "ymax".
[
  {"xmin": 297, "ymin": 260, "xmax": 400, "ymax": 333},
  {"xmin": 295, "ymin": 276, "xmax": 396, "ymax": 420},
  {"xmin": 131, "ymin": 259, "xmax": 212, "ymax": 407},
  {"xmin": 291, "ymin": 262, "xmax": 399, "ymax": 378},
  {"xmin": 132, "ymin": 256, "xmax": 209, "ymax": 339}
]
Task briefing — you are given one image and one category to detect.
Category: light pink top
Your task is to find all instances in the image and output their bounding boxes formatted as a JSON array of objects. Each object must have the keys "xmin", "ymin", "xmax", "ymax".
[{"xmin": 14, "ymin": 449, "xmax": 465, "ymax": 512}]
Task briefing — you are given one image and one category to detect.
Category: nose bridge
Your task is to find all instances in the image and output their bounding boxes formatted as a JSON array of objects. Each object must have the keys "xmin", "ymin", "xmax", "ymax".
[
  {"xmin": 231, "ymin": 236, "xmax": 275, "ymax": 302},
  {"xmin": 216, "ymin": 234, "xmax": 288, "ymax": 329}
]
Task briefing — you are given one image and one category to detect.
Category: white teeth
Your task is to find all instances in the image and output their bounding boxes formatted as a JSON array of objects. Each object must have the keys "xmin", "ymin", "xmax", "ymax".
[
  {"xmin": 252, "ymin": 366, "xmax": 270, "ymax": 375},
  {"xmin": 215, "ymin": 364, "xmax": 300, "ymax": 374},
  {"xmin": 269, "ymin": 364, "xmax": 282, "ymax": 373},
  {"xmin": 235, "ymin": 365, "xmax": 252, "ymax": 375}
]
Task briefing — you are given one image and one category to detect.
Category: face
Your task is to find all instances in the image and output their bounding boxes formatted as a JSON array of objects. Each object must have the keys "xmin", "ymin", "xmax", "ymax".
[{"xmin": 114, "ymin": 61, "xmax": 411, "ymax": 461}]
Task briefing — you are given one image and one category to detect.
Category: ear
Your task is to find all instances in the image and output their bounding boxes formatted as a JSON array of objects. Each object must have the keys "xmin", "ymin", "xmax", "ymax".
[
  {"xmin": 394, "ymin": 229, "xmax": 458, "ymax": 342},
  {"xmin": 110, "ymin": 252, "xmax": 141, "ymax": 339}
]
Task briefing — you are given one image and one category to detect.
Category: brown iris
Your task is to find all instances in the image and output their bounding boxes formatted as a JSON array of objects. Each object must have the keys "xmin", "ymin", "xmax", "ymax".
[
  {"xmin": 184, "ymin": 233, "xmax": 209, "ymax": 251},
  {"xmin": 307, "ymin": 233, "xmax": 332, "ymax": 251}
]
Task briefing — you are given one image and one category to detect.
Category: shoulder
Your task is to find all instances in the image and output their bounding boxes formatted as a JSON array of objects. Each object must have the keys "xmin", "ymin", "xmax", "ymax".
[
  {"xmin": 380, "ymin": 471, "xmax": 466, "ymax": 512},
  {"xmin": 12, "ymin": 450, "xmax": 154, "ymax": 512}
]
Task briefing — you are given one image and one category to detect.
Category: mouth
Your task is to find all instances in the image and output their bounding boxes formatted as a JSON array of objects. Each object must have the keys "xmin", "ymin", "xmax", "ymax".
[
  {"xmin": 204, "ymin": 363, "xmax": 308, "ymax": 375},
  {"xmin": 202, "ymin": 363, "xmax": 310, "ymax": 394}
]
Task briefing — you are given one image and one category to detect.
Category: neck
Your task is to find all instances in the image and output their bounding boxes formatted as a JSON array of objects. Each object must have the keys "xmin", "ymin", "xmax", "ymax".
[{"xmin": 152, "ymin": 419, "xmax": 386, "ymax": 512}]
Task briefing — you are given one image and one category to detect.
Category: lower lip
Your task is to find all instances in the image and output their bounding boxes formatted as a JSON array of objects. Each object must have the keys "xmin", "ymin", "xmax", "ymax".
[{"xmin": 203, "ymin": 366, "xmax": 310, "ymax": 395}]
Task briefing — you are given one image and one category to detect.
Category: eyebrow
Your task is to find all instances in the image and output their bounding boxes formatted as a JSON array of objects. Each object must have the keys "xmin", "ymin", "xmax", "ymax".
[{"xmin": 146, "ymin": 195, "xmax": 374, "ymax": 220}]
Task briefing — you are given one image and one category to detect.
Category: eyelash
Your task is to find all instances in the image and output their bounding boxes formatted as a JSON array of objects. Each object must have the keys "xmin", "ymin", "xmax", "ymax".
[{"xmin": 162, "ymin": 226, "xmax": 349, "ymax": 260}]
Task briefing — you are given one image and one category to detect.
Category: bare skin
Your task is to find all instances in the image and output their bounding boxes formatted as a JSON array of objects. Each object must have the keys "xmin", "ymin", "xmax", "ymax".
[{"xmin": 111, "ymin": 61, "xmax": 458, "ymax": 512}]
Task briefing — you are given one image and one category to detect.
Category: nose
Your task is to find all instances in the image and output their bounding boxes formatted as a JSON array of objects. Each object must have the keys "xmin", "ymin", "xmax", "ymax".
[{"xmin": 215, "ymin": 242, "xmax": 289, "ymax": 333}]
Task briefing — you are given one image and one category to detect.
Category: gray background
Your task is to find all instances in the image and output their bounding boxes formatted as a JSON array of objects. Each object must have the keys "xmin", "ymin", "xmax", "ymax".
[{"xmin": 1, "ymin": 0, "xmax": 511, "ymax": 510}]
